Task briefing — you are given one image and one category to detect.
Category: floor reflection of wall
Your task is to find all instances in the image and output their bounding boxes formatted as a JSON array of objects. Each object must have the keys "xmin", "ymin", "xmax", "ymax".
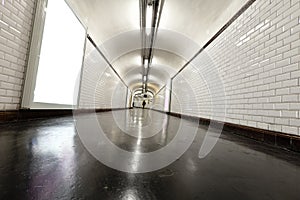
[
  {"xmin": 99, "ymin": 109, "xmax": 175, "ymax": 153},
  {"xmin": 27, "ymin": 125, "xmax": 77, "ymax": 199}
]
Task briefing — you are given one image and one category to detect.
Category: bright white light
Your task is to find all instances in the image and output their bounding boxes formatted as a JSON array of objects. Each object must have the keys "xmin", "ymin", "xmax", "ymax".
[
  {"xmin": 143, "ymin": 76, "xmax": 147, "ymax": 82},
  {"xmin": 146, "ymin": 5, "xmax": 153, "ymax": 35},
  {"xmin": 34, "ymin": 0, "xmax": 86, "ymax": 106},
  {"xmin": 144, "ymin": 59, "xmax": 149, "ymax": 69},
  {"xmin": 105, "ymin": 72, "xmax": 112, "ymax": 77}
]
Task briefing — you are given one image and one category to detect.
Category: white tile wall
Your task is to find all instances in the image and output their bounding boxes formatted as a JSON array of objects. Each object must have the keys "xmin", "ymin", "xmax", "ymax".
[
  {"xmin": 172, "ymin": 0, "xmax": 300, "ymax": 136},
  {"xmin": 126, "ymin": 89, "xmax": 132, "ymax": 107},
  {"xmin": 153, "ymin": 87, "xmax": 166, "ymax": 111},
  {"xmin": 79, "ymin": 40, "xmax": 127, "ymax": 109},
  {"xmin": 0, "ymin": 0, "xmax": 36, "ymax": 110}
]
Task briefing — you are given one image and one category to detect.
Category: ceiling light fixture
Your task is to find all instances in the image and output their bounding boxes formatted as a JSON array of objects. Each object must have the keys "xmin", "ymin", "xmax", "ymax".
[
  {"xmin": 146, "ymin": 3, "xmax": 153, "ymax": 35},
  {"xmin": 144, "ymin": 59, "xmax": 149, "ymax": 69}
]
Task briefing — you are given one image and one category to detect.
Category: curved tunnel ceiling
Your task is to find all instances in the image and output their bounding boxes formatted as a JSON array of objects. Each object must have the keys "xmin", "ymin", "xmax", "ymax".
[
  {"xmin": 66, "ymin": 0, "xmax": 249, "ymax": 94},
  {"xmin": 111, "ymin": 49, "xmax": 185, "ymax": 91}
]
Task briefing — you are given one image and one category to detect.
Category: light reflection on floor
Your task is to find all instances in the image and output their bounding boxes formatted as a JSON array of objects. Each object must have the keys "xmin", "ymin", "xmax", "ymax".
[{"xmin": 0, "ymin": 109, "xmax": 299, "ymax": 199}]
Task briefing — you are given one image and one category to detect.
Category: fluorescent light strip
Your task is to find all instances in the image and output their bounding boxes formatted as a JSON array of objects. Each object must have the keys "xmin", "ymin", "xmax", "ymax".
[
  {"xmin": 144, "ymin": 59, "xmax": 149, "ymax": 68},
  {"xmin": 146, "ymin": 4, "xmax": 153, "ymax": 35}
]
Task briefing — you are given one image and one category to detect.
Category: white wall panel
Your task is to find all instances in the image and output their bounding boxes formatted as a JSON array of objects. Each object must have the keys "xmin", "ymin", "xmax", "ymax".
[{"xmin": 33, "ymin": 0, "xmax": 86, "ymax": 106}]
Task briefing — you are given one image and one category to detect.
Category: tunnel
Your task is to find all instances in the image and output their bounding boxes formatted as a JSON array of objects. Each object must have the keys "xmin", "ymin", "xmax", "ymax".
[{"xmin": 0, "ymin": 0, "xmax": 300, "ymax": 199}]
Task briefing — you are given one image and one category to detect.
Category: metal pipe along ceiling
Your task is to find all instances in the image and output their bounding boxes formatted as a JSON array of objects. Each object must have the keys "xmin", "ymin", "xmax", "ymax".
[{"xmin": 140, "ymin": 0, "xmax": 165, "ymax": 94}]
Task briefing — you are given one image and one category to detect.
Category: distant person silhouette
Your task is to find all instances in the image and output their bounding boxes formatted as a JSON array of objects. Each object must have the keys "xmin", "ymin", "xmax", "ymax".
[{"xmin": 142, "ymin": 100, "xmax": 146, "ymax": 109}]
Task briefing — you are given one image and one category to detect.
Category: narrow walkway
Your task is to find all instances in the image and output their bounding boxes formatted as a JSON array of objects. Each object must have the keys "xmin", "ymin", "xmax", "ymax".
[{"xmin": 0, "ymin": 109, "xmax": 299, "ymax": 199}]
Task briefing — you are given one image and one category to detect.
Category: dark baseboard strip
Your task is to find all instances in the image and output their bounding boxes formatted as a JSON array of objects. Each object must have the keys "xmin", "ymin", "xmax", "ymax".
[
  {"xmin": 0, "ymin": 109, "xmax": 72, "ymax": 122},
  {"xmin": 222, "ymin": 122, "xmax": 300, "ymax": 152},
  {"xmin": 0, "ymin": 108, "xmax": 131, "ymax": 123},
  {"xmin": 151, "ymin": 109, "xmax": 300, "ymax": 153},
  {"xmin": 74, "ymin": 108, "xmax": 131, "ymax": 115}
]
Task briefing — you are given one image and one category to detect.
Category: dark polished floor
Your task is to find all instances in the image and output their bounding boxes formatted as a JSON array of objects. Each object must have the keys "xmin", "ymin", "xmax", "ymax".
[{"xmin": 0, "ymin": 109, "xmax": 299, "ymax": 200}]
